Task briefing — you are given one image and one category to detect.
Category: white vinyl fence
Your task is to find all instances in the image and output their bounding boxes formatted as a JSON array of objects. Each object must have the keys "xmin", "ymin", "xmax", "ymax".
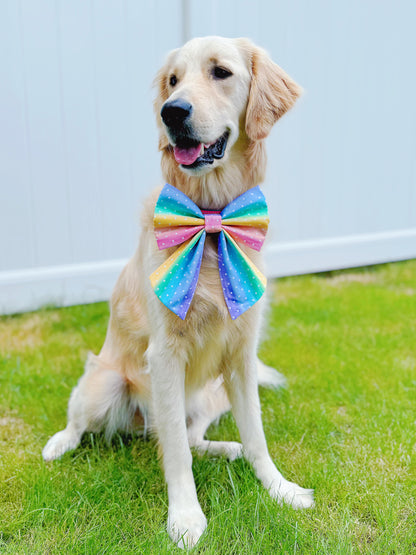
[{"xmin": 1, "ymin": 0, "xmax": 415, "ymax": 315}]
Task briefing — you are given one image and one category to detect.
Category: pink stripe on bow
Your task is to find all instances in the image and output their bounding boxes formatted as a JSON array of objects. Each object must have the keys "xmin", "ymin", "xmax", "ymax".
[
  {"xmin": 155, "ymin": 225, "xmax": 204, "ymax": 249},
  {"xmin": 221, "ymin": 225, "xmax": 266, "ymax": 252}
]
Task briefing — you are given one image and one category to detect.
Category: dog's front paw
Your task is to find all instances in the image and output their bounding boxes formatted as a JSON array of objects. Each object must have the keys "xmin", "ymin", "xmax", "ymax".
[
  {"xmin": 42, "ymin": 428, "xmax": 80, "ymax": 461},
  {"xmin": 167, "ymin": 505, "xmax": 207, "ymax": 549},
  {"xmin": 269, "ymin": 479, "xmax": 314, "ymax": 510}
]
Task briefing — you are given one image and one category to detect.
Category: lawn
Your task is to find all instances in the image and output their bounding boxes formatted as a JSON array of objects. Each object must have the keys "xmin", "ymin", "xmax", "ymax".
[{"xmin": 0, "ymin": 260, "xmax": 415, "ymax": 554}]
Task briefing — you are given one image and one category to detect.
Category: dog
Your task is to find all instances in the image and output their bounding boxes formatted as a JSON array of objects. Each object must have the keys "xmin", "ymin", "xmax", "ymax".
[{"xmin": 42, "ymin": 36, "xmax": 314, "ymax": 548}]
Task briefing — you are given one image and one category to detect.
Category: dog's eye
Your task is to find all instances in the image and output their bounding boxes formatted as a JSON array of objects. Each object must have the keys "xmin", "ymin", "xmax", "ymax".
[
  {"xmin": 169, "ymin": 74, "xmax": 177, "ymax": 87},
  {"xmin": 213, "ymin": 66, "xmax": 233, "ymax": 80}
]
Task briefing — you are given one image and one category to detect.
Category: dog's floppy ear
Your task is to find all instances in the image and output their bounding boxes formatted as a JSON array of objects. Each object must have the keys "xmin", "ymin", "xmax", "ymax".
[
  {"xmin": 153, "ymin": 50, "xmax": 178, "ymax": 151},
  {"xmin": 243, "ymin": 43, "xmax": 302, "ymax": 141}
]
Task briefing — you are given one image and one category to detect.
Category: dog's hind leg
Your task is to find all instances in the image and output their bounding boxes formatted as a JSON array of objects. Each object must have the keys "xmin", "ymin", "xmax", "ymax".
[
  {"xmin": 42, "ymin": 353, "xmax": 134, "ymax": 461},
  {"xmin": 186, "ymin": 362, "xmax": 286, "ymax": 461},
  {"xmin": 186, "ymin": 377, "xmax": 243, "ymax": 461}
]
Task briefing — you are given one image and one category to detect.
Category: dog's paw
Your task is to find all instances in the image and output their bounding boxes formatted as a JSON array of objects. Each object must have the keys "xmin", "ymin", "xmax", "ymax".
[
  {"xmin": 42, "ymin": 429, "xmax": 80, "ymax": 461},
  {"xmin": 223, "ymin": 441, "xmax": 243, "ymax": 461},
  {"xmin": 167, "ymin": 505, "xmax": 207, "ymax": 549},
  {"xmin": 269, "ymin": 479, "xmax": 314, "ymax": 510},
  {"xmin": 191, "ymin": 439, "xmax": 243, "ymax": 461}
]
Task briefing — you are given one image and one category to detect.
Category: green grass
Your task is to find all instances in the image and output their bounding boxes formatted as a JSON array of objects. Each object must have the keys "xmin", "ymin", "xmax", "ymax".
[{"xmin": 1, "ymin": 260, "xmax": 416, "ymax": 554}]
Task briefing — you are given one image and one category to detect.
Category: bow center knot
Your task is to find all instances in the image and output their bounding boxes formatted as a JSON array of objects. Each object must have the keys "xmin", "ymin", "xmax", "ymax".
[{"xmin": 202, "ymin": 211, "xmax": 222, "ymax": 233}]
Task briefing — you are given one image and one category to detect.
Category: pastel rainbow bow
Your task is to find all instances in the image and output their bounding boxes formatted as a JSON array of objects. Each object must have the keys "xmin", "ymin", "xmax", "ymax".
[{"xmin": 150, "ymin": 184, "xmax": 269, "ymax": 320}]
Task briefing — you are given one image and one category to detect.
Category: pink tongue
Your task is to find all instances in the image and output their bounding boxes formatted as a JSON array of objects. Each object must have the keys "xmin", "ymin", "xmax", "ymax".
[{"xmin": 174, "ymin": 143, "xmax": 202, "ymax": 165}]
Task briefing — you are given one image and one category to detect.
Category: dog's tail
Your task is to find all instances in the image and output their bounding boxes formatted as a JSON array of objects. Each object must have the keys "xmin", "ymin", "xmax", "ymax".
[{"xmin": 257, "ymin": 359, "xmax": 287, "ymax": 389}]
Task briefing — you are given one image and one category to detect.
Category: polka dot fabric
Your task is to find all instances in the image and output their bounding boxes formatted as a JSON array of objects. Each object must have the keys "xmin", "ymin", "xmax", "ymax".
[{"xmin": 150, "ymin": 184, "xmax": 269, "ymax": 320}]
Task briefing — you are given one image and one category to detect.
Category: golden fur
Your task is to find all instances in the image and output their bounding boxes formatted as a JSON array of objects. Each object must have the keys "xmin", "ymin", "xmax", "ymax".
[{"xmin": 43, "ymin": 37, "xmax": 312, "ymax": 549}]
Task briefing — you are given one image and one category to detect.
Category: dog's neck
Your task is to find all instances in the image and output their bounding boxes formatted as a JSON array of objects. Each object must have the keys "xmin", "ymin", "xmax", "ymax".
[{"xmin": 160, "ymin": 138, "xmax": 267, "ymax": 210}]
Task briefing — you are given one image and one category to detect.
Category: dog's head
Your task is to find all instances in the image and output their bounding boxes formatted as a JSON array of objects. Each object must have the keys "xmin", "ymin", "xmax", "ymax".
[{"xmin": 154, "ymin": 36, "xmax": 301, "ymax": 177}]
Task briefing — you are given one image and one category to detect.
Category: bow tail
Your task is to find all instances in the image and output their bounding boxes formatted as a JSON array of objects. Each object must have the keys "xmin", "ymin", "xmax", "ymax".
[
  {"xmin": 218, "ymin": 230, "xmax": 267, "ymax": 320},
  {"xmin": 150, "ymin": 230, "xmax": 206, "ymax": 319}
]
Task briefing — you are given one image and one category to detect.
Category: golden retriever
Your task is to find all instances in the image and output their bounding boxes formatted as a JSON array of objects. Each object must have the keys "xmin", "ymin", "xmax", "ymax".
[{"xmin": 43, "ymin": 36, "xmax": 314, "ymax": 549}]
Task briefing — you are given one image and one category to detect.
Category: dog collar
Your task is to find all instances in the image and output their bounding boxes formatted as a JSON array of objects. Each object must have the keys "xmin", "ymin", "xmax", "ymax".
[{"xmin": 150, "ymin": 184, "xmax": 269, "ymax": 319}]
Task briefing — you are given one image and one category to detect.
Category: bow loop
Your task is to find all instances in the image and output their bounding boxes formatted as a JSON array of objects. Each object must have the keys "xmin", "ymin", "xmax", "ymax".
[{"xmin": 150, "ymin": 184, "xmax": 269, "ymax": 319}]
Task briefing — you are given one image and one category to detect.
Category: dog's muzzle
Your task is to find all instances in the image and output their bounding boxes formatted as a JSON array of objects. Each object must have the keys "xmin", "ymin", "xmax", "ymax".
[{"xmin": 161, "ymin": 98, "xmax": 229, "ymax": 169}]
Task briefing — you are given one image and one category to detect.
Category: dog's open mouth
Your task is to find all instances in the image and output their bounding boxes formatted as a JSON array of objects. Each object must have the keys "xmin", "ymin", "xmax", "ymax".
[{"xmin": 173, "ymin": 131, "xmax": 229, "ymax": 168}]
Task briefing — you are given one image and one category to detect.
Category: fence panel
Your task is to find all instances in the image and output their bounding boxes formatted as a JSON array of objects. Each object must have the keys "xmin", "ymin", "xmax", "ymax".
[{"xmin": 1, "ymin": 0, "xmax": 415, "ymax": 314}]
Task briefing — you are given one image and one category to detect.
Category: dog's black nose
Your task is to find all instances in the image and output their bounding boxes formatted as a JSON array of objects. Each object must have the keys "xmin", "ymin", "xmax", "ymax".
[{"xmin": 161, "ymin": 99, "xmax": 192, "ymax": 129}]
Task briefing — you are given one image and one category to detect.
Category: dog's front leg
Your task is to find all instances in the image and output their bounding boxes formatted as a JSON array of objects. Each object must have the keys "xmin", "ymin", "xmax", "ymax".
[
  {"xmin": 147, "ymin": 340, "xmax": 207, "ymax": 549},
  {"xmin": 224, "ymin": 346, "xmax": 314, "ymax": 510}
]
